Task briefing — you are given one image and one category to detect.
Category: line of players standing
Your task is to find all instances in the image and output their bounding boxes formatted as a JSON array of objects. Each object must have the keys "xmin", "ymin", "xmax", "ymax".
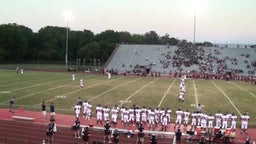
[{"xmin": 73, "ymin": 96, "xmax": 250, "ymax": 134}]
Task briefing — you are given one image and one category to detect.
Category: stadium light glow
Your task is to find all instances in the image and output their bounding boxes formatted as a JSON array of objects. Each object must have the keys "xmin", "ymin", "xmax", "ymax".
[{"xmin": 181, "ymin": 0, "xmax": 208, "ymax": 45}]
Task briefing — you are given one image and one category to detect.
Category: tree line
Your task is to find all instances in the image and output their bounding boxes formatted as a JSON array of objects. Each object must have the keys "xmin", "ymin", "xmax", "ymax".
[{"xmin": 0, "ymin": 23, "xmax": 212, "ymax": 65}]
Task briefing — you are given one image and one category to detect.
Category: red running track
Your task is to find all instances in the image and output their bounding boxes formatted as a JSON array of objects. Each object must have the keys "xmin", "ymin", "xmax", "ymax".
[{"xmin": 0, "ymin": 108, "xmax": 255, "ymax": 144}]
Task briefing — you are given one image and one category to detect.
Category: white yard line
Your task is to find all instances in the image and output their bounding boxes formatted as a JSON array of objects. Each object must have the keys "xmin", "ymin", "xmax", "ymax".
[
  {"xmin": 0, "ymin": 75, "xmax": 64, "ymax": 88},
  {"xmin": 88, "ymin": 78, "xmax": 141, "ymax": 102},
  {"xmin": 118, "ymin": 79, "xmax": 158, "ymax": 107},
  {"xmin": 229, "ymin": 81, "xmax": 256, "ymax": 98},
  {"xmin": 1, "ymin": 83, "xmax": 74, "ymax": 104},
  {"xmin": 193, "ymin": 80, "xmax": 199, "ymax": 106},
  {"xmin": 9, "ymin": 79, "xmax": 68, "ymax": 92},
  {"xmin": 33, "ymin": 77, "xmax": 122, "ymax": 107},
  {"xmin": 158, "ymin": 79, "xmax": 176, "ymax": 107},
  {"xmin": 211, "ymin": 81, "xmax": 242, "ymax": 116}
]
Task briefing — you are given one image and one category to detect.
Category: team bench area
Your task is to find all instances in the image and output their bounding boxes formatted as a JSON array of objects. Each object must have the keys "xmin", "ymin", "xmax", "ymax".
[{"xmin": 12, "ymin": 116, "xmax": 35, "ymax": 122}]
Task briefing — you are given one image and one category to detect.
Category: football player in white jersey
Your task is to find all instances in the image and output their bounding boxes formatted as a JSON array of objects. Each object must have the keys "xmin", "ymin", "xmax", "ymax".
[
  {"xmin": 82, "ymin": 100, "xmax": 88, "ymax": 118},
  {"xmin": 141, "ymin": 106, "xmax": 148, "ymax": 124},
  {"xmin": 128, "ymin": 106, "xmax": 135, "ymax": 126},
  {"xmin": 230, "ymin": 112, "xmax": 237, "ymax": 130},
  {"xmin": 111, "ymin": 105, "xmax": 119, "ymax": 127},
  {"xmin": 123, "ymin": 108, "xmax": 129, "ymax": 128},
  {"xmin": 222, "ymin": 112, "xmax": 229, "ymax": 129},
  {"xmin": 240, "ymin": 112, "xmax": 250, "ymax": 134},
  {"xmin": 207, "ymin": 114, "xmax": 214, "ymax": 133},
  {"xmin": 183, "ymin": 110, "xmax": 190, "ymax": 130},
  {"xmin": 96, "ymin": 104, "xmax": 103, "ymax": 125},
  {"xmin": 135, "ymin": 107, "xmax": 142, "ymax": 125},
  {"xmin": 72, "ymin": 73, "xmax": 75, "ymax": 81},
  {"xmin": 174, "ymin": 108, "xmax": 183, "ymax": 129},
  {"xmin": 190, "ymin": 111, "xmax": 197, "ymax": 131},
  {"xmin": 103, "ymin": 106, "xmax": 110, "ymax": 124},
  {"xmin": 215, "ymin": 110, "xmax": 223, "ymax": 127},
  {"xmin": 148, "ymin": 108, "xmax": 155, "ymax": 129},
  {"xmin": 162, "ymin": 113, "xmax": 169, "ymax": 131},
  {"xmin": 80, "ymin": 78, "xmax": 84, "ymax": 88},
  {"xmin": 74, "ymin": 104, "xmax": 81, "ymax": 118},
  {"xmin": 86, "ymin": 102, "xmax": 92, "ymax": 120}
]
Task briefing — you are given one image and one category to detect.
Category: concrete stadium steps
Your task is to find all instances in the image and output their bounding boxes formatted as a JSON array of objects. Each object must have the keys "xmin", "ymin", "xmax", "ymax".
[{"xmin": 0, "ymin": 120, "xmax": 173, "ymax": 144}]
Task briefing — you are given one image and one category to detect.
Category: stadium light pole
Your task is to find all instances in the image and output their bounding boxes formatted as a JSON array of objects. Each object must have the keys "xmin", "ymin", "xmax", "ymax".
[
  {"xmin": 63, "ymin": 10, "xmax": 73, "ymax": 70},
  {"xmin": 193, "ymin": 10, "xmax": 196, "ymax": 45}
]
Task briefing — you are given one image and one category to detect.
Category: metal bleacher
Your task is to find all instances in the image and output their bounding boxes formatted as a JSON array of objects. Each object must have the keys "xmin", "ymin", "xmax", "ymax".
[{"xmin": 106, "ymin": 44, "xmax": 255, "ymax": 76}]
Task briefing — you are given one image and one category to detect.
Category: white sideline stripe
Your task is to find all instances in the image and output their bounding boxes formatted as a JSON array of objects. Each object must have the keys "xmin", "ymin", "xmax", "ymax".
[
  {"xmin": 0, "ymin": 75, "xmax": 57, "ymax": 88},
  {"xmin": 193, "ymin": 80, "xmax": 199, "ymax": 106},
  {"xmin": 118, "ymin": 79, "xmax": 158, "ymax": 107},
  {"xmin": 0, "ymin": 103, "xmax": 72, "ymax": 112},
  {"xmin": 10, "ymin": 78, "xmax": 68, "ymax": 92},
  {"xmin": 33, "ymin": 77, "xmax": 122, "ymax": 107},
  {"xmin": 88, "ymin": 78, "xmax": 141, "ymax": 102},
  {"xmin": 12, "ymin": 116, "xmax": 34, "ymax": 121},
  {"xmin": 1, "ymin": 83, "xmax": 73, "ymax": 104},
  {"xmin": 229, "ymin": 81, "xmax": 256, "ymax": 98},
  {"xmin": 158, "ymin": 79, "xmax": 176, "ymax": 107},
  {"xmin": 211, "ymin": 81, "xmax": 242, "ymax": 116},
  {"xmin": 80, "ymin": 124, "xmax": 177, "ymax": 135}
]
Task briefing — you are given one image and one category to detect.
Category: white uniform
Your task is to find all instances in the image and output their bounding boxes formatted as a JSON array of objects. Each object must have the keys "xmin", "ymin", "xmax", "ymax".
[
  {"xmin": 215, "ymin": 112, "xmax": 223, "ymax": 127},
  {"xmin": 241, "ymin": 115, "xmax": 250, "ymax": 129},
  {"xmin": 123, "ymin": 109, "xmax": 129, "ymax": 123},
  {"xmin": 82, "ymin": 102, "xmax": 88, "ymax": 116},
  {"xmin": 200, "ymin": 113, "xmax": 208, "ymax": 129},
  {"xmin": 148, "ymin": 110, "xmax": 155, "ymax": 125},
  {"xmin": 166, "ymin": 109, "xmax": 171, "ymax": 123},
  {"xmin": 72, "ymin": 74, "xmax": 75, "ymax": 81},
  {"xmin": 175, "ymin": 110, "xmax": 183, "ymax": 124},
  {"xmin": 141, "ymin": 108, "xmax": 147, "ymax": 122},
  {"xmin": 207, "ymin": 115, "xmax": 214, "ymax": 129},
  {"xmin": 135, "ymin": 109, "xmax": 141, "ymax": 123},
  {"xmin": 183, "ymin": 111, "xmax": 190, "ymax": 125},
  {"xmin": 162, "ymin": 115, "xmax": 168, "ymax": 126},
  {"xmin": 191, "ymin": 112, "xmax": 197, "ymax": 126},
  {"xmin": 154, "ymin": 109, "xmax": 160, "ymax": 123},
  {"xmin": 120, "ymin": 107, "xmax": 125, "ymax": 122},
  {"xmin": 86, "ymin": 103, "xmax": 92, "ymax": 119},
  {"xmin": 179, "ymin": 92, "xmax": 185, "ymax": 101},
  {"xmin": 231, "ymin": 115, "xmax": 237, "ymax": 129},
  {"xmin": 129, "ymin": 108, "xmax": 134, "ymax": 122},
  {"xmin": 80, "ymin": 79, "xmax": 84, "ymax": 88},
  {"xmin": 20, "ymin": 69, "xmax": 24, "ymax": 75},
  {"xmin": 74, "ymin": 105, "xmax": 81, "ymax": 117},
  {"xmin": 107, "ymin": 72, "xmax": 111, "ymax": 79},
  {"xmin": 222, "ymin": 114, "xmax": 229, "ymax": 129},
  {"xmin": 103, "ymin": 107, "xmax": 110, "ymax": 121},
  {"xmin": 96, "ymin": 106, "xmax": 103, "ymax": 121},
  {"xmin": 111, "ymin": 108, "xmax": 118, "ymax": 123}
]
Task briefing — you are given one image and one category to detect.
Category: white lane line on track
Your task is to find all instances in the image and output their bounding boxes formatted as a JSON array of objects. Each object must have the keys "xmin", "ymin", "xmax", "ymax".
[
  {"xmin": 158, "ymin": 79, "xmax": 176, "ymax": 107},
  {"xmin": 211, "ymin": 81, "xmax": 242, "ymax": 116}
]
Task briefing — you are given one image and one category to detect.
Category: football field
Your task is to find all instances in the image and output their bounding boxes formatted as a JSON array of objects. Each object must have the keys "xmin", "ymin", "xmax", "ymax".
[{"xmin": 0, "ymin": 69, "xmax": 255, "ymax": 127}]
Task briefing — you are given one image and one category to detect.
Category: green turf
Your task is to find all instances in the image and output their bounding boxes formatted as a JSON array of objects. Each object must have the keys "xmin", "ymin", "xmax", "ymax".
[{"xmin": 0, "ymin": 69, "xmax": 255, "ymax": 127}]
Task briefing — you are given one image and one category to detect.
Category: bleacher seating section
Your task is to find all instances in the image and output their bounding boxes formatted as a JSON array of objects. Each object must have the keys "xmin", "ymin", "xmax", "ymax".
[{"xmin": 106, "ymin": 44, "xmax": 256, "ymax": 76}]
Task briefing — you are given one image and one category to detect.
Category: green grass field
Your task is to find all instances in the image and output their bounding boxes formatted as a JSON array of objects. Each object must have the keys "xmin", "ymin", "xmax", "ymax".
[{"xmin": 0, "ymin": 68, "xmax": 256, "ymax": 127}]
